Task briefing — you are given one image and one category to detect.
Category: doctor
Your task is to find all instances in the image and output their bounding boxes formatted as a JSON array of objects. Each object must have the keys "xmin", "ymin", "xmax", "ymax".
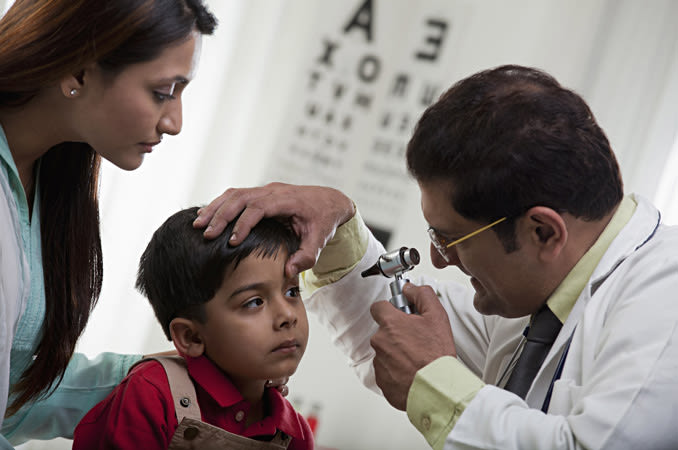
[{"xmin": 195, "ymin": 65, "xmax": 678, "ymax": 449}]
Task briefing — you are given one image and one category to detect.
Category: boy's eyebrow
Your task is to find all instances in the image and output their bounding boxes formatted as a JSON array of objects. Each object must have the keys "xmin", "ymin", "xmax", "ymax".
[
  {"xmin": 228, "ymin": 276, "xmax": 300, "ymax": 300},
  {"xmin": 229, "ymin": 282, "xmax": 266, "ymax": 299}
]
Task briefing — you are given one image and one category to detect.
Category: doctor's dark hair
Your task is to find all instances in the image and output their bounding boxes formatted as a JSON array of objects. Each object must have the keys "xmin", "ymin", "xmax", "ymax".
[
  {"xmin": 136, "ymin": 208, "xmax": 301, "ymax": 340},
  {"xmin": 406, "ymin": 64, "xmax": 623, "ymax": 252},
  {"xmin": 1, "ymin": 0, "xmax": 216, "ymax": 417}
]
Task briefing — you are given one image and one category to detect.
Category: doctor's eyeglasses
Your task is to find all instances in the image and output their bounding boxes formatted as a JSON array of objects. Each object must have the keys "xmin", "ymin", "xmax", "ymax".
[{"xmin": 428, "ymin": 217, "xmax": 507, "ymax": 263}]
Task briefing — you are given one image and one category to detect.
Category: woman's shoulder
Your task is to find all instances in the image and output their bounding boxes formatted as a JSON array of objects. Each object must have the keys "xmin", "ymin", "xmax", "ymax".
[
  {"xmin": 73, "ymin": 360, "xmax": 175, "ymax": 449},
  {"xmin": 77, "ymin": 358, "xmax": 174, "ymax": 426}
]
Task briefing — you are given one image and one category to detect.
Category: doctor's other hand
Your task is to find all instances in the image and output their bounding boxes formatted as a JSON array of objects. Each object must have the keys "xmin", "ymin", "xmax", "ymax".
[
  {"xmin": 370, "ymin": 282, "xmax": 456, "ymax": 411},
  {"xmin": 194, "ymin": 183, "xmax": 355, "ymax": 277}
]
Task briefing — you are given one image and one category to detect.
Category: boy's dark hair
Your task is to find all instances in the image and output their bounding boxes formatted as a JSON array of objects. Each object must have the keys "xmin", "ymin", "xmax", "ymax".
[
  {"xmin": 136, "ymin": 207, "xmax": 300, "ymax": 340},
  {"xmin": 406, "ymin": 64, "xmax": 623, "ymax": 252}
]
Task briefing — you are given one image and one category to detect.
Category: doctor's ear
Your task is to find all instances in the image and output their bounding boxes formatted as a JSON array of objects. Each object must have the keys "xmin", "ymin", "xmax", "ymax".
[
  {"xmin": 524, "ymin": 206, "xmax": 568, "ymax": 262},
  {"xmin": 169, "ymin": 318, "xmax": 205, "ymax": 357}
]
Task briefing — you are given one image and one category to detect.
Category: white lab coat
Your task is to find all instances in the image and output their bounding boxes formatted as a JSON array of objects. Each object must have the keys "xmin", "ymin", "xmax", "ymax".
[{"xmin": 306, "ymin": 194, "xmax": 678, "ymax": 449}]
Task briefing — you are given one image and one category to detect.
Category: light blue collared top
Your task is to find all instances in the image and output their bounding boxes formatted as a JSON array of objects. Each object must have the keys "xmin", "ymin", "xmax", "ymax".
[{"xmin": 0, "ymin": 125, "xmax": 141, "ymax": 446}]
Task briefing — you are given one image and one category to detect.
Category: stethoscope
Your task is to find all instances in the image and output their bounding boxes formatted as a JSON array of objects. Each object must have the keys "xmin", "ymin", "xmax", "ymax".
[{"xmin": 494, "ymin": 324, "xmax": 573, "ymax": 413}]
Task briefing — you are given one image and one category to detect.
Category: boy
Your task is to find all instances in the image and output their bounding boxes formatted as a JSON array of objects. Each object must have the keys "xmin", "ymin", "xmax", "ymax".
[{"xmin": 73, "ymin": 207, "xmax": 314, "ymax": 449}]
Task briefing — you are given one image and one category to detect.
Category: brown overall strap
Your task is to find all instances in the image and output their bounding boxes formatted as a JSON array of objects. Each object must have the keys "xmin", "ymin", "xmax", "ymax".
[
  {"xmin": 152, "ymin": 356, "xmax": 202, "ymax": 422},
  {"xmin": 144, "ymin": 356, "xmax": 291, "ymax": 449}
]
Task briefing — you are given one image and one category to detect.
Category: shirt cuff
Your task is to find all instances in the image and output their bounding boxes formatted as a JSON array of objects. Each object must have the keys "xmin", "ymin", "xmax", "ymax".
[
  {"xmin": 301, "ymin": 208, "xmax": 369, "ymax": 294},
  {"xmin": 406, "ymin": 356, "xmax": 485, "ymax": 450}
]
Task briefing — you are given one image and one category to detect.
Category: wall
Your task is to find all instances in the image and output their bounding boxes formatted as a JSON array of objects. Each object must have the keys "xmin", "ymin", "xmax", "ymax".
[{"xmin": 13, "ymin": 1, "xmax": 678, "ymax": 449}]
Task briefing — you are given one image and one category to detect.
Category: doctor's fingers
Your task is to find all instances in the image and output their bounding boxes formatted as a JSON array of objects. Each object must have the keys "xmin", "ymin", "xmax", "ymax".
[
  {"xmin": 194, "ymin": 185, "xmax": 270, "ymax": 238},
  {"xmin": 372, "ymin": 354, "xmax": 409, "ymax": 411},
  {"xmin": 402, "ymin": 283, "xmax": 447, "ymax": 317},
  {"xmin": 370, "ymin": 299, "xmax": 406, "ymax": 328},
  {"xmin": 370, "ymin": 300, "xmax": 430, "ymax": 352},
  {"xmin": 370, "ymin": 302, "xmax": 452, "ymax": 395},
  {"xmin": 196, "ymin": 183, "xmax": 354, "ymax": 238},
  {"xmin": 372, "ymin": 287, "xmax": 457, "ymax": 359},
  {"xmin": 195, "ymin": 183, "xmax": 307, "ymax": 241}
]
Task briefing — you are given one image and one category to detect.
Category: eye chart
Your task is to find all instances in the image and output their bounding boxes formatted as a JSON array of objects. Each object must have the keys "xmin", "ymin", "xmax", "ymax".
[{"xmin": 263, "ymin": 0, "xmax": 465, "ymax": 247}]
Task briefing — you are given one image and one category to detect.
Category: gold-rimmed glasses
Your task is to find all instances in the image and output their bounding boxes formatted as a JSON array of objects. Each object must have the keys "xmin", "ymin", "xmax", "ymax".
[{"xmin": 428, "ymin": 217, "xmax": 507, "ymax": 263}]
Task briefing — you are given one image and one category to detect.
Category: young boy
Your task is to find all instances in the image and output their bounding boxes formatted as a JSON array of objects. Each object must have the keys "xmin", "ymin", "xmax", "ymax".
[{"xmin": 73, "ymin": 207, "xmax": 314, "ymax": 449}]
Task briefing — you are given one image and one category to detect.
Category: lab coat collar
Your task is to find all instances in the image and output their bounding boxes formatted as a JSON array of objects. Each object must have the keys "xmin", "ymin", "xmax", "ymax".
[
  {"xmin": 524, "ymin": 194, "xmax": 660, "ymax": 407},
  {"xmin": 588, "ymin": 194, "xmax": 660, "ymax": 294}
]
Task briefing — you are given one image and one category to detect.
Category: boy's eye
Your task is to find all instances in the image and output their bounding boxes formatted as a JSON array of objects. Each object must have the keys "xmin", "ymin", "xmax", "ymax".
[
  {"xmin": 285, "ymin": 286, "xmax": 301, "ymax": 298},
  {"xmin": 243, "ymin": 297, "xmax": 264, "ymax": 309}
]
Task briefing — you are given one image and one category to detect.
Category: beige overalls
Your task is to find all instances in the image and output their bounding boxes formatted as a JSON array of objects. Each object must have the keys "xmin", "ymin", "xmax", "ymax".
[{"xmin": 150, "ymin": 357, "xmax": 292, "ymax": 450}]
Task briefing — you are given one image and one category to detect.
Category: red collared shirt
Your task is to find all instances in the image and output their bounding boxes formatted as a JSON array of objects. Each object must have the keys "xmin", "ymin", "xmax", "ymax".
[{"xmin": 73, "ymin": 355, "xmax": 313, "ymax": 449}]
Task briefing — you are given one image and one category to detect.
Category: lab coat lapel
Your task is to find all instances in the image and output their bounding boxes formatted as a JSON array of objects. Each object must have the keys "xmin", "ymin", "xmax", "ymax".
[
  {"xmin": 524, "ymin": 196, "xmax": 660, "ymax": 408},
  {"xmin": 524, "ymin": 285, "xmax": 590, "ymax": 408}
]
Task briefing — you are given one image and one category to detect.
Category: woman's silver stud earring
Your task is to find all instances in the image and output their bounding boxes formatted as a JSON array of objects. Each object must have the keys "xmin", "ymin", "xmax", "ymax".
[{"xmin": 70, "ymin": 89, "xmax": 77, "ymax": 96}]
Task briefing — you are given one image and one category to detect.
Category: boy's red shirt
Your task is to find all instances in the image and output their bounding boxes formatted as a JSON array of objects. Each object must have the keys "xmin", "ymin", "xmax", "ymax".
[{"xmin": 73, "ymin": 355, "xmax": 313, "ymax": 449}]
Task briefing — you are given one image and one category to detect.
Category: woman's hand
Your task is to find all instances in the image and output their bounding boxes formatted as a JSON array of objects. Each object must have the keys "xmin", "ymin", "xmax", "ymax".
[
  {"xmin": 142, "ymin": 349, "xmax": 178, "ymax": 359},
  {"xmin": 193, "ymin": 183, "xmax": 355, "ymax": 277},
  {"xmin": 265, "ymin": 376, "xmax": 290, "ymax": 397}
]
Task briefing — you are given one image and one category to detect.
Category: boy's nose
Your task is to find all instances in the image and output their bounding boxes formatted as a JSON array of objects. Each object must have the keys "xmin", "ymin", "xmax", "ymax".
[{"xmin": 274, "ymin": 298, "xmax": 298, "ymax": 329}]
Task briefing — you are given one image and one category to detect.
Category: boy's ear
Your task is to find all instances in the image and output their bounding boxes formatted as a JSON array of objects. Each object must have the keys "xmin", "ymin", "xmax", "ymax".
[{"xmin": 169, "ymin": 318, "xmax": 205, "ymax": 358}]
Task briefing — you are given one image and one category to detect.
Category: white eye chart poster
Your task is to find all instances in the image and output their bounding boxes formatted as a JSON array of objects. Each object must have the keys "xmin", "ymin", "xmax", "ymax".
[{"xmin": 263, "ymin": 0, "xmax": 468, "ymax": 248}]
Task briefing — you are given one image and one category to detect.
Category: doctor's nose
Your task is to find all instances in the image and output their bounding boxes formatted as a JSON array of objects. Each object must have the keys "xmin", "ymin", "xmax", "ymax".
[{"xmin": 430, "ymin": 242, "xmax": 460, "ymax": 269}]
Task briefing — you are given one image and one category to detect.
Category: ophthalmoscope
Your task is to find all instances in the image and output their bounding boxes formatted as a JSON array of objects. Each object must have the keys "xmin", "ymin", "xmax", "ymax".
[{"xmin": 361, "ymin": 246, "xmax": 420, "ymax": 314}]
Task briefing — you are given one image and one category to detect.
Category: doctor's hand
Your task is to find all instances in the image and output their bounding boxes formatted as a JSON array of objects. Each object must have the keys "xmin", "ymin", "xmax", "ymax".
[
  {"xmin": 193, "ymin": 183, "xmax": 355, "ymax": 277},
  {"xmin": 370, "ymin": 282, "xmax": 456, "ymax": 411}
]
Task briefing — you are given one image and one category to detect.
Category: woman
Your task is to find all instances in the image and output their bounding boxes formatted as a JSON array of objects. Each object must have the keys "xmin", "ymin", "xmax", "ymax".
[{"xmin": 0, "ymin": 0, "xmax": 216, "ymax": 446}]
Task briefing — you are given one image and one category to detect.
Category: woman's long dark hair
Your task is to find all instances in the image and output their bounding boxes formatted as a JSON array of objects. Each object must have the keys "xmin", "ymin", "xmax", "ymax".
[{"xmin": 0, "ymin": 0, "xmax": 216, "ymax": 417}]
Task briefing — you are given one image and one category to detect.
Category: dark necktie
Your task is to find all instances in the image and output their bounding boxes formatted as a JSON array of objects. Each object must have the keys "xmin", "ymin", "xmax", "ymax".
[{"xmin": 504, "ymin": 305, "xmax": 563, "ymax": 399}]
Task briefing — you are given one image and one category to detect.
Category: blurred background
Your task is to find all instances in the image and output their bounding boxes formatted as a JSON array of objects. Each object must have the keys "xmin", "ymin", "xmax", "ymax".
[{"xmin": 3, "ymin": 0, "xmax": 678, "ymax": 449}]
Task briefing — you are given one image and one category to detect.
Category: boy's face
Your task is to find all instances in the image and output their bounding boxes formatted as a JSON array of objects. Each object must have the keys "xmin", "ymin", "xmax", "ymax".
[{"xmin": 196, "ymin": 249, "xmax": 309, "ymax": 384}]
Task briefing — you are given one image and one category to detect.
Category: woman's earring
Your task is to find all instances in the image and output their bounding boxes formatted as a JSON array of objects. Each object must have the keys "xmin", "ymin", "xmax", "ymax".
[{"xmin": 70, "ymin": 89, "xmax": 78, "ymax": 96}]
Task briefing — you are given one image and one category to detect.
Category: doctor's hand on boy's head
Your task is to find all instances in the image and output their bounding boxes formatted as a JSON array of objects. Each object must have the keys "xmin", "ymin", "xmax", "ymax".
[
  {"xmin": 193, "ymin": 182, "xmax": 356, "ymax": 277},
  {"xmin": 369, "ymin": 282, "xmax": 457, "ymax": 410}
]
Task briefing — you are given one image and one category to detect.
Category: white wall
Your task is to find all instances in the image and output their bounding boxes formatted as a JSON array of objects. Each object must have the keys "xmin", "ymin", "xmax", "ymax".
[{"xmin": 14, "ymin": 1, "xmax": 678, "ymax": 449}]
